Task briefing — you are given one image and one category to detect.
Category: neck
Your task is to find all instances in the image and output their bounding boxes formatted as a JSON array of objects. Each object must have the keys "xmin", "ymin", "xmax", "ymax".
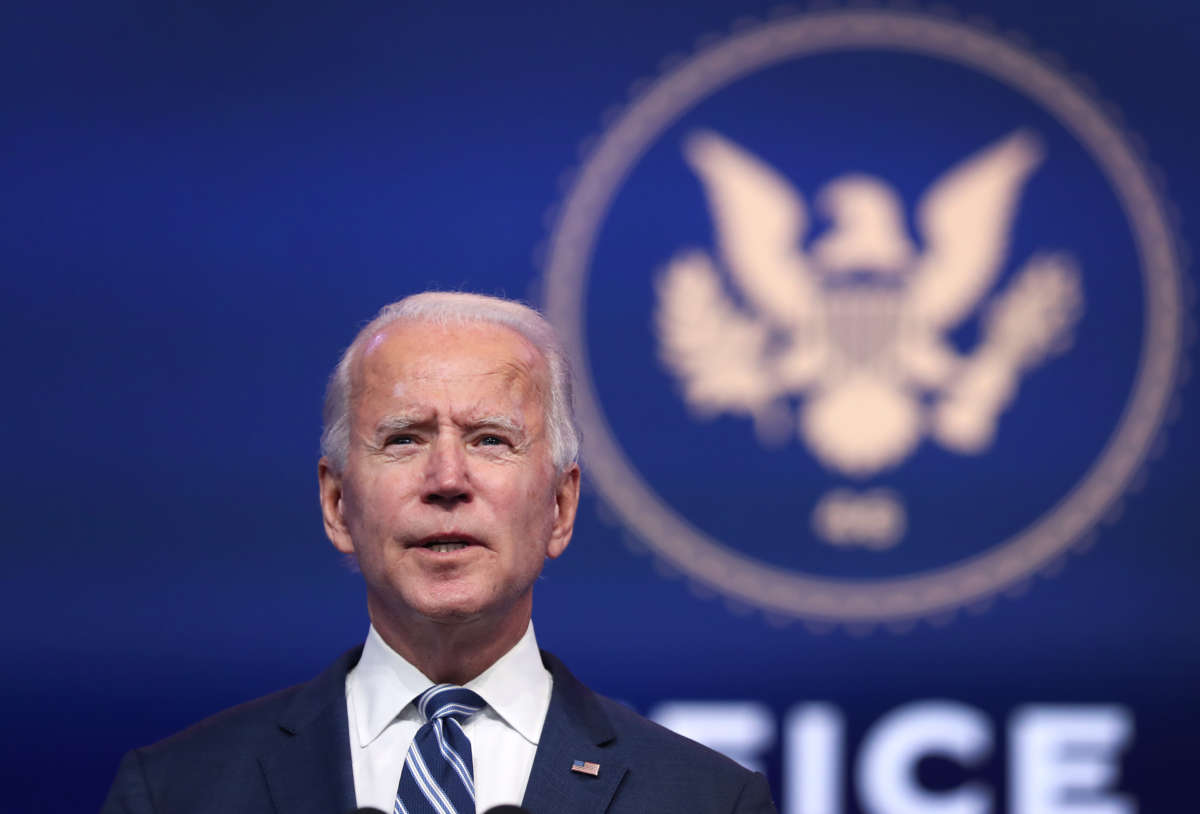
[{"xmin": 367, "ymin": 595, "xmax": 533, "ymax": 685}]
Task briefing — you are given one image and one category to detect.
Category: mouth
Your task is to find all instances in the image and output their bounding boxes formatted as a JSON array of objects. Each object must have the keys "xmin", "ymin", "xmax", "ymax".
[
  {"xmin": 411, "ymin": 534, "xmax": 482, "ymax": 553},
  {"xmin": 426, "ymin": 541, "xmax": 469, "ymax": 553}
]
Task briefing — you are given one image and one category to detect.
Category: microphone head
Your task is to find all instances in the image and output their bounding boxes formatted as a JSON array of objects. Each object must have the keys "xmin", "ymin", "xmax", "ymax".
[{"xmin": 348, "ymin": 809, "xmax": 388, "ymax": 814}]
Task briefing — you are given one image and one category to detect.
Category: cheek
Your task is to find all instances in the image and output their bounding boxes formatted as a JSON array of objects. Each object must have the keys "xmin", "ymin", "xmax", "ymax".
[
  {"xmin": 514, "ymin": 481, "xmax": 558, "ymax": 539},
  {"xmin": 343, "ymin": 472, "xmax": 404, "ymax": 538}
]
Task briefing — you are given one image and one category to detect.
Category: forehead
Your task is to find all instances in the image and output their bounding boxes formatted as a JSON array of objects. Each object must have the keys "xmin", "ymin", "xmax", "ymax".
[{"xmin": 352, "ymin": 319, "xmax": 548, "ymax": 403}]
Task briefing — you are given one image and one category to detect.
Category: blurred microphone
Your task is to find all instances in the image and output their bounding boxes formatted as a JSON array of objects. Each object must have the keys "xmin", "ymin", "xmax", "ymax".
[
  {"xmin": 347, "ymin": 809, "xmax": 386, "ymax": 814},
  {"xmin": 483, "ymin": 807, "xmax": 530, "ymax": 814}
]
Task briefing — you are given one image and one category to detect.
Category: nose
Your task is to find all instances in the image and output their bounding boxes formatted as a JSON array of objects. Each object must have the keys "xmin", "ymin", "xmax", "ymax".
[{"xmin": 422, "ymin": 436, "xmax": 472, "ymax": 507}]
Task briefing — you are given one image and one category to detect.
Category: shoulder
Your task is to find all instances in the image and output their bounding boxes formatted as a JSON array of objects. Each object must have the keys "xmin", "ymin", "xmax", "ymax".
[
  {"xmin": 540, "ymin": 649, "xmax": 745, "ymax": 772},
  {"xmin": 102, "ymin": 684, "xmax": 308, "ymax": 814},
  {"xmin": 138, "ymin": 681, "xmax": 306, "ymax": 764},
  {"xmin": 139, "ymin": 644, "xmax": 361, "ymax": 763},
  {"xmin": 538, "ymin": 651, "xmax": 776, "ymax": 813},
  {"xmin": 101, "ymin": 648, "xmax": 360, "ymax": 814},
  {"xmin": 588, "ymin": 694, "xmax": 776, "ymax": 812},
  {"xmin": 595, "ymin": 692, "xmax": 743, "ymax": 769}
]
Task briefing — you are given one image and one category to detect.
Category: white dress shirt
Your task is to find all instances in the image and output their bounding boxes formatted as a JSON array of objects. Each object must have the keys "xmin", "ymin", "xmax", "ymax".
[{"xmin": 345, "ymin": 622, "xmax": 553, "ymax": 813}]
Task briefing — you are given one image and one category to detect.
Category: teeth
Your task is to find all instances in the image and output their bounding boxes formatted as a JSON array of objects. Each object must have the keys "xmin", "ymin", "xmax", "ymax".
[{"xmin": 427, "ymin": 542, "xmax": 468, "ymax": 553}]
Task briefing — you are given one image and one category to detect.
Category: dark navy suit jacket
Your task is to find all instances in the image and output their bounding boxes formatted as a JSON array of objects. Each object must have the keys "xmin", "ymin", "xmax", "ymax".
[{"xmin": 101, "ymin": 648, "xmax": 778, "ymax": 814}]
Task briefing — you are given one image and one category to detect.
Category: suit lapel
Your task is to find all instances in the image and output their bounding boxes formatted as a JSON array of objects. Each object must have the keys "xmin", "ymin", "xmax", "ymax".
[
  {"xmin": 522, "ymin": 651, "xmax": 628, "ymax": 814},
  {"xmin": 251, "ymin": 646, "xmax": 627, "ymax": 813},
  {"xmin": 259, "ymin": 648, "xmax": 361, "ymax": 814}
]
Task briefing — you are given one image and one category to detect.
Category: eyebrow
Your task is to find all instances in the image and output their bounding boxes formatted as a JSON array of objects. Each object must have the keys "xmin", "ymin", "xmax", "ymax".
[
  {"xmin": 467, "ymin": 415, "xmax": 526, "ymax": 438},
  {"xmin": 373, "ymin": 413, "xmax": 429, "ymax": 438},
  {"xmin": 371, "ymin": 413, "xmax": 526, "ymax": 438}
]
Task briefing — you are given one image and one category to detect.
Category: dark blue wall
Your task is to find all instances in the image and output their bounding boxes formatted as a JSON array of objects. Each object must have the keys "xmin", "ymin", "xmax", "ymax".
[{"xmin": 4, "ymin": 2, "xmax": 1197, "ymax": 811}]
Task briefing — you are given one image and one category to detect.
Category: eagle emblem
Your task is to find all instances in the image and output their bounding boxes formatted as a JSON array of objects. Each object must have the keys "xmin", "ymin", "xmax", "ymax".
[{"xmin": 656, "ymin": 129, "xmax": 1084, "ymax": 477}]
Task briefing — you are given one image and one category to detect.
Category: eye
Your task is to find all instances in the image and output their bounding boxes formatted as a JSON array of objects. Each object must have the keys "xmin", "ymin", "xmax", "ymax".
[
  {"xmin": 478, "ymin": 434, "xmax": 506, "ymax": 446},
  {"xmin": 384, "ymin": 434, "xmax": 416, "ymax": 446}
]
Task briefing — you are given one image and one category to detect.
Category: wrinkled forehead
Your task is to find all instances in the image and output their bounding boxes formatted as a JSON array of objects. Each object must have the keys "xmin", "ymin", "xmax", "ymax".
[{"xmin": 351, "ymin": 318, "xmax": 550, "ymax": 406}]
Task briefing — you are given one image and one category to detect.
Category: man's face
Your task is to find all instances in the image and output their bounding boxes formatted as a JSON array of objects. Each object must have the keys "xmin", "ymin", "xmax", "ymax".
[{"xmin": 319, "ymin": 320, "xmax": 579, "ymax": 636}]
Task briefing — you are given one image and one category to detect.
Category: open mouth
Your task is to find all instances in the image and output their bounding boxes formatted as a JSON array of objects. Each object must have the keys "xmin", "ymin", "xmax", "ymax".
[
  {"xmin": 424, "ymin": 541, "xmax": 470, "ymax": 553},
  {"xmin": 415, "ymin": 535, "xmax": 479, "ymax": 553}
]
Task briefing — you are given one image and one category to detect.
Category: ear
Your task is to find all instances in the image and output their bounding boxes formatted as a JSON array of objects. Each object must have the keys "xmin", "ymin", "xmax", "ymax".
[
  {"xmin": 546, "ymin": 464, "xmax": 581, "ymax": 560},
  {"xmin": 318, "ymin": 457, "xmax": 356, "ymax": 555}
]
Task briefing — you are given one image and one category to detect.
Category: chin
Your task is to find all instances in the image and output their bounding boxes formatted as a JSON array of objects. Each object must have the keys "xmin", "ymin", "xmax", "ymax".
[
  {"xmin": 416, "ymin": 601, "xmax": 487, "ymax": 624},
  {"xmin": 413, "ymin": 581, "xmax": 532, "ymax": 628},
  {"xmin": 409, "ymin": 588, "xmax": 497, "ymax": 624}
]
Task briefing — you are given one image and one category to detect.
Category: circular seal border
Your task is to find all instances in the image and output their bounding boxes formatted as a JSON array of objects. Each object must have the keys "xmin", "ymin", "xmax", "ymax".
[{"xmin": 543, "ymin": 9, "xmax": 1185, "ymax": 623}]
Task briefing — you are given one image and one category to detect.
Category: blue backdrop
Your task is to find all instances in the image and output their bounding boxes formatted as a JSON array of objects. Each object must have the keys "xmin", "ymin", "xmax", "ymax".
[{"xmin": 4, "ymin": 2, "xmax": 1198, "ymax": 812}]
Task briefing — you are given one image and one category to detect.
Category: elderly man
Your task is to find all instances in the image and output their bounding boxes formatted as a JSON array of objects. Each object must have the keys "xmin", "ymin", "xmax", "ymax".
[{"xmin": 102, "ymin": 292, "xmax": 777, "ymax": 814}]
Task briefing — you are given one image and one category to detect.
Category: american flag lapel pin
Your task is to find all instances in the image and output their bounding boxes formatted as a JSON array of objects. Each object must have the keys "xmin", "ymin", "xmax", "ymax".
[{"xmin": 571, "ymin": 759, "xmax": 601, "ymax": 776}]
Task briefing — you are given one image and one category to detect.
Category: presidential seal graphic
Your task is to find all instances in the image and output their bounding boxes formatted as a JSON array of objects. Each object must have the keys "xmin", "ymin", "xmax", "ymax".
[{"xmin": 542, "ymin": 9, "xmax": 1185, "ymax": 624}]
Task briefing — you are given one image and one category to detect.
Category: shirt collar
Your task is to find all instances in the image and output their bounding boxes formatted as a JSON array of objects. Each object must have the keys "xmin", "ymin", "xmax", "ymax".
[
  {"xmin": 347, "ymin": 621, "xmax": 550, "ymax": 748},
  {"xmin": 463, "ymin": 621, "xmax": 550, "ymax": 746}
]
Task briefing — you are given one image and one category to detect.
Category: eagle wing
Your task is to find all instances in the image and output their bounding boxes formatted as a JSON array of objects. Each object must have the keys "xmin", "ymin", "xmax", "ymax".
[
  {"xmin": 905, "ymin": 130, "xmax": 1045, "ymax": 331},
  {"xmin": 655, "ymin": 251, "xmax": 778, "ymax": 414},
  {"xmin": 683, "ymin": 130, "xmax": 821, "ymax": 327}
]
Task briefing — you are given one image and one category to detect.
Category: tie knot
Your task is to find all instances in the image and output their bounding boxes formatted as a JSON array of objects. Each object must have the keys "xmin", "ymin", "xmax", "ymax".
[{"xmin": 416, "ymin": 684, "xmax": 485, "ymax": 724}]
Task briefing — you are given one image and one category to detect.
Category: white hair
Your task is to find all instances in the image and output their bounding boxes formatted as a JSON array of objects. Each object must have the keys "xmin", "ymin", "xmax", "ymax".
[{"xmin": 321, "ymin": 291, "xmax": 580, "ymax": 474}]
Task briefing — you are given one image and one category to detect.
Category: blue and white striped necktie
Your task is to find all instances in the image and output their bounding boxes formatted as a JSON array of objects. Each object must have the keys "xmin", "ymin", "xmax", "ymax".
[{"xmin": 394, "ymin": 684, "xmax": 486, "ymax": 814}]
